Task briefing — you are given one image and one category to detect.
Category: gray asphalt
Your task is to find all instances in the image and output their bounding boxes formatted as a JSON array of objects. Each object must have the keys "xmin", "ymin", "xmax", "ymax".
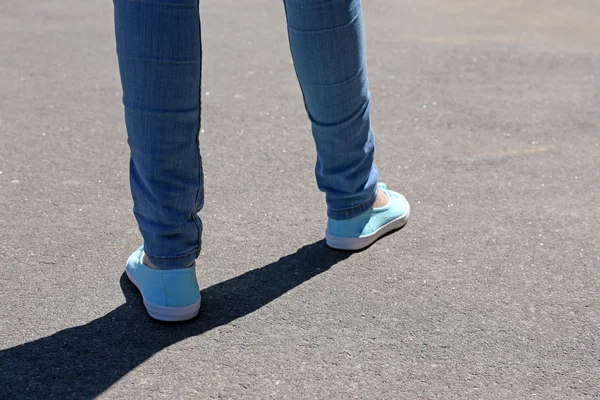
[{"xmin": 1, "ymin": 0, "xmax": 599, "ymax": 399}]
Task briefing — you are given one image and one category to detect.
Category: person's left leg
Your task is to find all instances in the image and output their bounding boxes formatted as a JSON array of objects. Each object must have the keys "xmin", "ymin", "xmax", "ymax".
[
  {"xmin": 114, "ymin": 0, "xmax": 203, "ymax": 321},
  {"xmin": 283, "ymin": 0, "xmax": 409, "ymax": 250}
]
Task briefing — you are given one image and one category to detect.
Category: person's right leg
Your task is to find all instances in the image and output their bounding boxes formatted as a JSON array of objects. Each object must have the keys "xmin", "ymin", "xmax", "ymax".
[
  {"xmin": 284, "ymin": 0, "xmax": 379, "ymax": 220},
  {"xmin": 114, "ymin": 0, "xmax": 203, "ymax": 321},
  {"xmin": 283, "ymin": 0, "xmax": 409, "ymax": 250}
]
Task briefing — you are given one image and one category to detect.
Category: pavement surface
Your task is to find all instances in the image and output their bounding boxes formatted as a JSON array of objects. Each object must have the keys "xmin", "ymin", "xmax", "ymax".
[{"xmin": 1, "ymin": 0, "xmax": 599, "ymax": 399}]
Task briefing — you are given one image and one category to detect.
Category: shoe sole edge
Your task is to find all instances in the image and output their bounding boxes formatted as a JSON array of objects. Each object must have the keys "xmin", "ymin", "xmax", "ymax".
[
  {"xmin": 126, "ymin": 270, "xmax": 201, "ymax": 322},
  {"xmin": 325, "ymin": 205, "xmax": 410, "ymax": 251}
]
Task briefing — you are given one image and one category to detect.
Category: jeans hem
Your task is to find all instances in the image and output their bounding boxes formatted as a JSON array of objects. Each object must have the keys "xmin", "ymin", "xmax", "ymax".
[{"xmin": 327, "ymin": 187, "xmax": 378, "ymax": 220}]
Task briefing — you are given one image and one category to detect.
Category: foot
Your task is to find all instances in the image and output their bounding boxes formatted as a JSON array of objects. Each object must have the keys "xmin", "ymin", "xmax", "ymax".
[
  {"xmin": 325, "ymin": 183, "xmax": 409, "ymax": 251},
  {"xmin": 126, "ymin": 246, "xmax": 201, "ymax": 322}
]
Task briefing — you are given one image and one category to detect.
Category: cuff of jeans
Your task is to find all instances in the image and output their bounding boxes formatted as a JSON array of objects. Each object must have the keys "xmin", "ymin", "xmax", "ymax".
[{"xmin": 327, "ymin": 189, "xmax": 378, "ymax": 220}]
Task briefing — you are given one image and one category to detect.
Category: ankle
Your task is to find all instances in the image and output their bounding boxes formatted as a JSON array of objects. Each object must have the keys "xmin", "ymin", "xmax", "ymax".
[
  {"xmin": 372, "ymin": 187, "xmax": 388, "ymax": 208},
  {"xmin": 143, "ymin": 254, "xmax": 159, "ymax": 269},
  {"xmin": 143, "ymin": 254, "xmax": 195, "ymax": 269}
]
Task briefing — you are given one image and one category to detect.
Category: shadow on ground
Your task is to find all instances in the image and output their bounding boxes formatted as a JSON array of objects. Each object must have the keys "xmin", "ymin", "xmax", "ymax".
[{"xmin": 0, "ymin": 240, "xmax": 350, "ymax": 399}]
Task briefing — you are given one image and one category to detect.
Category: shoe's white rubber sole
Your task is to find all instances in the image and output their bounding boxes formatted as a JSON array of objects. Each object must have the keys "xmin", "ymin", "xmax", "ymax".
[
  {"xmin": 126, "ymin": 270, "xmax": 201, "ymax": 322},
  {"xmin": 325, "ymin": 205, "xmax": 410, "ymax": 251}
]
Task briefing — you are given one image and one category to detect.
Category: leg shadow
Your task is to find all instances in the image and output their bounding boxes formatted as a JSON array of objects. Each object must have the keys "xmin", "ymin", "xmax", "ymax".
[{"xmin": 0, "ymin": 240, "xmax": 350, "ymax": 399}]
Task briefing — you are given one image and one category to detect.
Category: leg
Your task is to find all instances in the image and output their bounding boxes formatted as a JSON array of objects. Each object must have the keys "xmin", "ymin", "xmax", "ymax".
[
  {"xmin": 114, "ymin": 0, "xmax": 203, "ymax": 269},
  {"xmin": 114, "ymin": 0, "xmax": 202, "ymax": 321},
  {"xmin": 283, "ymin": 0, "xmax": 379, "ymax": 220},
  {"xmin": 283, "ymin": 0, "xmax": 410, "ymax": 250}
]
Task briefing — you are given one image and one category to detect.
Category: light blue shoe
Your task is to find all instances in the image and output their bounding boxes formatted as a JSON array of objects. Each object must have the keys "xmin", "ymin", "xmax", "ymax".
[
  {"xmin": 326, "ymin": 183, "xmax": 410, "ymax": 251},
  {"xmin": 126, "ymin": 246, "xmax": 201, "ymax": 322}
]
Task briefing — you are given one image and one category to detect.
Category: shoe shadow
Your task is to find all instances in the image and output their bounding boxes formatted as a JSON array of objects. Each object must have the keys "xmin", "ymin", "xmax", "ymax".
[{"xmin": 0, "ymin": 240, "xmax": 350, "ymax": 399}]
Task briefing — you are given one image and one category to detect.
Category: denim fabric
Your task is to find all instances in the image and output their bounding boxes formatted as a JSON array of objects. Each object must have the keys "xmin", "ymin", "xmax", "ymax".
[
  {"xmin": 114, "ymin": 0, "xmax": 378, "ymax": 269},
  {"xmin": 284, "ymin": 0, "xmax": 379, "ymax": 219},
  {"xmin": 114, "ymin": 0, "xmax": 203, "ymax": 269}
]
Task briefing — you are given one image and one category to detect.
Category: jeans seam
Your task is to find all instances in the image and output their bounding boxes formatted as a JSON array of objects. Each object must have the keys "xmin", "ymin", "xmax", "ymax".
[
  {"xmin": 296, "ymin": 64, "xmax": 366, "ymax": 90},
  {"xmin": 286, "ymin": 9, "xmax": 360, "ymax": 34}
]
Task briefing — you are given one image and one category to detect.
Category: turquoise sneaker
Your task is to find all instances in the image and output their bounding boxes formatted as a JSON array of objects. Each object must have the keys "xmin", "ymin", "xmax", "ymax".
[
  {"xmin": 326, "ymin": 183, "xmax": 410, "ymax": 251},
  {"xmin": 126, "ymin": 246, "xmax": 201, "ymax": 322}
]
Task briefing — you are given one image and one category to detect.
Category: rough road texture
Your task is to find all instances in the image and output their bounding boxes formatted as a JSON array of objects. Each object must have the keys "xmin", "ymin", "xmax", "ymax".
[{"xmin": 0, "ymin": 1, "xmax": 599, "ymax": 399}]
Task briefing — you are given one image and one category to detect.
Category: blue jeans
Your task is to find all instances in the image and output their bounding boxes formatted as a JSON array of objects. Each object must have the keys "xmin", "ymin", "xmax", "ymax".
[{"xmin": 114, "ymin": 0, "xmax": 379, "ymax": 269}]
